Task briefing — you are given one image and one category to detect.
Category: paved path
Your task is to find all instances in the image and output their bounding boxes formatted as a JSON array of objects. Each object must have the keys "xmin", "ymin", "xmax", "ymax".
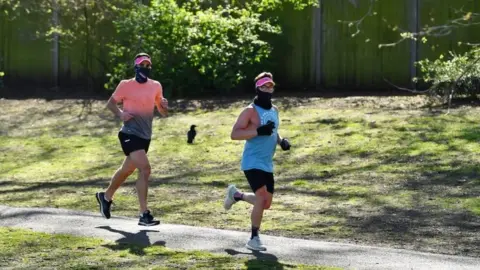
[{"xmin": 0, "ymin": 205, "xmax": 478, "ymax": 270}]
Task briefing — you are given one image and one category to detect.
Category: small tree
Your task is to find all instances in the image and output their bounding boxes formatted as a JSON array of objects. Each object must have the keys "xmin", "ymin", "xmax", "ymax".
[
  {"xmin": 416, "ymin": 48, "xmax": 480, "ymax": 104},
  {"xmin": 106, "ymin": 0, "xmax": 281, "ymax": 97},
  {"xmin": 0, "ymin": 0, "xmax": 135, "ymax": 91},
  {"xmin": 339, "ymin": 0, "xmax": 480, "ymax": 109}
]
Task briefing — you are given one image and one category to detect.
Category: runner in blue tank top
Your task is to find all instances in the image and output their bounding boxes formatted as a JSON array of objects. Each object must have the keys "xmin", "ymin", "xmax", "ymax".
[{"xmin": 224, "ymin": 72, "xmax": 291, "ymax": 251}]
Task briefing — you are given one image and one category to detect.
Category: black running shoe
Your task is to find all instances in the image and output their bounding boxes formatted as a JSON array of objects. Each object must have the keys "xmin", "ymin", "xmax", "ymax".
[
  {"xmin": 95, "ymin": 192, "xmax": 112, "ymax": 219},
  {"xmin": 138, "ymin": 210, "xmax": 160, "ymax": 226}
]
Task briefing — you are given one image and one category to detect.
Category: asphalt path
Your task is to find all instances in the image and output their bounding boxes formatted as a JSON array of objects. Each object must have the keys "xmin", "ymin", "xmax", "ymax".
[{"xmin": 1, "ymin": 205, "xmax": 478, "ymax": 270}]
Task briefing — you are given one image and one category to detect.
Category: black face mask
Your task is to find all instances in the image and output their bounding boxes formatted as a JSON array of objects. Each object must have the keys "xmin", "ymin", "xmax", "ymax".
[
  {"xmin": 253, "ymin": 88, "xmax": 272, "ymax": 110},
  {"xmin": 135, "ymin": 66, "xmax": 151, "ymax": 83}
]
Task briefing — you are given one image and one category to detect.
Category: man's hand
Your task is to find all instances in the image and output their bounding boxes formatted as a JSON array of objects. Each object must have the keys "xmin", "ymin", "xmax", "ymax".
[
  {"xmin": 161, "ymin": 98, "xmax": 168, "ymax": 109},
  {"xmin": 257, "ymin": 121, "xmax": 275, "ymax": 136},
  {"xmin": 280, "ymin": 138, "xmax": 291, "ymax": 151},
  {"xmin": 119, "ymin": 111, "xmax": 134, "ymax": 121}
]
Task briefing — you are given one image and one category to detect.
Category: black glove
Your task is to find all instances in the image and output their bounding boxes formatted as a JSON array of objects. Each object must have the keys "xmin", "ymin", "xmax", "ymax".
[
  {"xmin": 280, "ymin": 138, "xmax": 291, "ymax": 151},
  {"xmin": 257, "ymin": 121, "xmax": 275, "ymax": 136}
]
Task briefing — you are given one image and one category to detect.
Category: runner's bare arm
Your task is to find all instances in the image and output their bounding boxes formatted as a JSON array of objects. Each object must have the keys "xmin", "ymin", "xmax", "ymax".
[
  {"xmin": 107, "ymin": 97, "xmax": 133, "ymax": 121},
  {"xmin": 155, "ymin": 85, "xmax": 168, "ymax": 117},
  {"xmin": 106, "ymin": 96, "xmax": 122, "ymax": 118},
  {"xmin": 231, "ymin": 108, "xmax": 257, "ymax": 140},
  {"xmin": 273, "ymin": 105, "xmax": 282, "ymax": 144},
  {"xmin": 277, "ymin": 133, "xmax": 283, "ymax": 144}
]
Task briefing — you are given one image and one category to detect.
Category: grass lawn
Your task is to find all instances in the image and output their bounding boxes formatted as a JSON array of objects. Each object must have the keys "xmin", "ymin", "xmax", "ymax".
[
  {"xmin": 0, "ymin": 227, "xmax": 337, "ymax": 269},
  {"xmin": 0, "ymin": 95, "xmax": 479, "ymax": 257}
]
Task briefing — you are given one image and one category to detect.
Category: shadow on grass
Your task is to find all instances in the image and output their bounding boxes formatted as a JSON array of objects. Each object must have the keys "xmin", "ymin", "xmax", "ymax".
[
  {"xmin": 0, "ymin": 164, "xmax": 238, "ymax": 197},
  {"xmin": 403, "ymin": 165, "xmax": 480, "ymax": 196},
  {"xmin": 456, "ymin": 125, "xmax": 480, "ymax": 143},
  {"xmin": 0, "ymin": 181, "xmax": 13, "ymax": 187},
  {"xmin": 0, "ymin": 207, "xmax": 100, "ymax": 219},
  {"xmin": 225, "ymin": 248, "xmax": 294, "ymax": 270},
  {"xmin": 276, "ymin": 137, "xmax": 480, "ymax": 256},
  {"xmin": 344, "ymin": 205, "xmax": 480, "ymax": 256},
  {"xmin": 275, "ymin": 185, "xmax": 370, "ymax": 199},
  {"xmin": 303, "ymin": 118, "xmax": 345, "ymax": 125},
  {"xmin": 97, "ymin": 225, "xmax": 165, "ymax": 256}
]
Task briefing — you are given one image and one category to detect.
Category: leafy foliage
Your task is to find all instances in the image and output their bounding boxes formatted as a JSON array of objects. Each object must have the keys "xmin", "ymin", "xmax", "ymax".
[
  {"xmin": 106, "ymin": 0, "xmax": 281, "ymax": 97},
  {"xmin": 415, "ymin": 47, "xmax": 480, "ymax": 101},
  {"xmin": 0, "ymin": 0, "xmax": 135, "ymax": 90},
  {"xmin": 1, "ymin": 0, "xmax": 317, "ymax": 96}
]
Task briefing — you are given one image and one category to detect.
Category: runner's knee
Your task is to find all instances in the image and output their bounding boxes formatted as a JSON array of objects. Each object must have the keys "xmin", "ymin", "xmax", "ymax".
[
  {"xmin": 263, "ymin": 195, "xmax": 273, "ymax": 209},
  {"xmin": 138, "ymin": 164, "xmax": 151, "ymax": 177},
  {"xmin": 254, "ymin": 190, "xmax": 270, "ymax": 208},
  {"xmin": 263, "ymin": 200, "xmax": 272, "ymax": 209}
]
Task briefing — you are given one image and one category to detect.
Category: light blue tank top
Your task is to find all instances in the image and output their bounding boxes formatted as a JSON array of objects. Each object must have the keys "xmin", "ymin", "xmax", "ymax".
[{"xmin": 241, "ymin": 104, "xmax": 279, "ymax": 173}]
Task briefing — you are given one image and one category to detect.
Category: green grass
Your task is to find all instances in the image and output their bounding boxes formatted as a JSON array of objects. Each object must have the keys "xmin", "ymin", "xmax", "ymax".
[
  {"xmin": 0, "ymin": 96, "xmax": 479, "ymax": 257},
  {"xmin": 0, "ymin": 227, "xmax": 338, "ymax": 270}
]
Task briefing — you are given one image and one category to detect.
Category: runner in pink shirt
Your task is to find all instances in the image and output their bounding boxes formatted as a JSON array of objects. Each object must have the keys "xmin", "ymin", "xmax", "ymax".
[{"xmin": 96, "ymin": 53, "xmax": 168, "ymax": 226}]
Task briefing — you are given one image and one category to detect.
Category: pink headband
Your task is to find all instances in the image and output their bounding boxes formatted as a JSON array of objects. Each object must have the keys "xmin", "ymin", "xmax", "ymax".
[
  {"xmin": 255, "ymin": 77, "xmax": 275, "ymax": 88},
  {"xmin": 134, "ymin": 56, "xmax": 152, "ymax": 65}
]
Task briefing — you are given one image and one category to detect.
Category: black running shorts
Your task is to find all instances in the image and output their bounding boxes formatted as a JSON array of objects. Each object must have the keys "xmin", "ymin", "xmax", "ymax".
[
  {"xmin": 118, "ymin": 132, "xmax": 151, "ymax": 156},
  {"xmin": 243, "ymin": 169, "xmax": 274, "ymax": 194}
]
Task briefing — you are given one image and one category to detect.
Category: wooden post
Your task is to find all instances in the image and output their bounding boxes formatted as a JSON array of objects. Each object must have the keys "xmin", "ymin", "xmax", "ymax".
[
  {"xmin": 311, "ymin": 0, "xmax": 323, "ymax": 90},
  {"xmin": 409, "ymin": 0, "xmax": 419, "ymax": 88},
  {"xmin": 52, "ymin": 0, "xmax": 59, "ymax": 88}
]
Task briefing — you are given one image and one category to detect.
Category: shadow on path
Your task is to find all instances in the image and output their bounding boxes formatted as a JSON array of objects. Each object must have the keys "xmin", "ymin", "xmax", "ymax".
[{"xmin": 97, "ymin": 225, "xmax": 165, "ymax": 255}]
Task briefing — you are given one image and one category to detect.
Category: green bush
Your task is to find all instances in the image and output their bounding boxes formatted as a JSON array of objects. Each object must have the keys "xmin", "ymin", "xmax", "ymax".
[
  {"xmin": 1, "ymin": 0, "xmax": 316, "ymax": 95},
  {"xmin": 415, "ymin": 47, "xmax": 480, "ymax": 101},
  {"xmin": 105, "ymin": 0, "xmax": 281, "ymax": 97}
]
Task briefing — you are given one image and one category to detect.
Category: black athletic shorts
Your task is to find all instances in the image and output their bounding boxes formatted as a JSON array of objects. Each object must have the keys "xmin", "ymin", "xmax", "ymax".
[
  {"xmin": 118, "ymin": 132, "xmax": 151, "ymax": 156},
  {"xmin": 243, "ymin": 169, "xmax": 274, "ymax": 194}
]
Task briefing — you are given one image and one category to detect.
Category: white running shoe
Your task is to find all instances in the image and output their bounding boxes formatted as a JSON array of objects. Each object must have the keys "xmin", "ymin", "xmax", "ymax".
[
  {"xmin": 246, "ymin": 236, "xmax": 267, "ymax": 251},
  {"xmin": 224, "ymin": 184, "xmax": 239, "ymax": 210}
]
